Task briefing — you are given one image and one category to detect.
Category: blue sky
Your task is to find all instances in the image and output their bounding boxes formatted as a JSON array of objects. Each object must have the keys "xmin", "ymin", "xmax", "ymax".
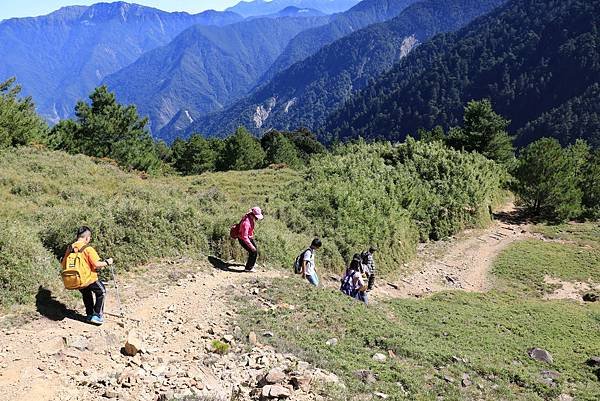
[{"xmin": 0, "ymin": 1, "xmax": 244, "ymax": 21}]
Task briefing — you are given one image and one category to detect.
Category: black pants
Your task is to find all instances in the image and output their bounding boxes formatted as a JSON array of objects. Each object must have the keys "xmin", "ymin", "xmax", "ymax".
[
  {"xmin": 79, "ymin": 280, "xmax": 106, "ymax": 316},
  {"xmin": 238, "ymin": 238, "xmax": 258, "ymax": 270},
  {"xmin": 367, "ymin": 273, "xmax": 375, "ymax": 291}
]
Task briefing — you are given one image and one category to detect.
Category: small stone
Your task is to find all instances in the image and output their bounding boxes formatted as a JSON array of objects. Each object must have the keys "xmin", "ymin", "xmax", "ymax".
[
  {"xmin": 582, "ymin": 292, "xmax": 599, "ymax": 302},
  {"xmin": 325, "ymin": 338, "xmax": 338, "ymax": 346},
  {"xmin": 372, "ymin": 353, "xmax": 387, "ymax": 362},
  {"xmin": 263, "ymin": 331, "xmax": 274, "ymax": 337},
  {"xmin": 558, "ymin": 394, "xmax": 574, "ymax": 401},
  {"xmin": 123, "ymin": 330, "xmax": 143, "ymax": 357},
  {"xmin": 65, "ymin": 335, "xmax": 89, "ymax": 351},
  {"xmin": 461, "ymin": 375, "xmax": 472, "ymax": 387},
  {"xmin": 103, "ymin": 389, "xmax": 119, "ymax": 398},
  {"xmin": 222, "ymin": 334, "xmax": 235, "ymax": 343},
  {"xmin": 443, "ymin": 375, "xmax": 454, "ymax": 383},
  {"xmin": 248, "ymin": 331, "xmax": 258, "ymax": 346},
  {"xmin": 262, "ymin": 384, "xmax": 291, "ymax": 399},
  {"xmin": 263, "ymin": 368, "xmax": 286, "ymax": 384},
  {"xmin": 373, "ymin": 392, "xmax": 389, "ymax": 399},
  {"xmin": 354, "ymin": 370, "xmax": 377, "ymax": 384},
  {"xmin": 528, "ymin": 348, "xmax": 553, "ymax": 364},
  {"xmin": 290, "ymin": 372, "xmax": 312, "ymax": 391}
]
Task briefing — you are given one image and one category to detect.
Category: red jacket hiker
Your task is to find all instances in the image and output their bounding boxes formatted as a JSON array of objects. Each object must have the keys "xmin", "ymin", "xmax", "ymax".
[
  {"xmin": 238, "ymin": 213, "xmax": 256, "ymax": 252},
  {"xmin": 236, "ymin": 207, "xmax": 263, "ymax": 271}
]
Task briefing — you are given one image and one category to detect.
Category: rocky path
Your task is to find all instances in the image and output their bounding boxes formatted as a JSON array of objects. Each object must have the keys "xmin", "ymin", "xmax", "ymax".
[
  {"xmin": 0, "ymin": 260, "xmax": 337, "ymax": 401},
  {"xmin": 377, "ymin": 204, "xmax": 530, "ymax": 299},
  {"xmin": 0, "ymin": 205, "xmax": 531, "ymax": 401}
]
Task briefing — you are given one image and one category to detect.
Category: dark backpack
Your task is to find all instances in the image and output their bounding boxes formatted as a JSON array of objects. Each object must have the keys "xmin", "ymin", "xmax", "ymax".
[
  {"xmin": 293, "ymin": 248, "xmax": 311, "ymax": 274},
  {"xmin": 340, "ymin": 270, "xmax": 358, "ymax": 297}
]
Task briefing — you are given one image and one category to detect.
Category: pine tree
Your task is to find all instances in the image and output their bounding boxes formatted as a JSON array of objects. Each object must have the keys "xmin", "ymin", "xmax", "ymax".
[
  {"xmin": 446, "ymin": 100, "xmax": 515, "ymax": 165},
  {"xmin": 0, "ymin": 77, "xmax": 47, "ymax": 148},
  {"xmin": 172, "ymin": 134, "xmax": 218, "ymax": 175},
  {"xmin": 264, "ymin": 132, "xmax": 301, "ymax": 167},
  {"xmin": 515, "ymin": 138, "xmax": 582, "ymax": 220},
  {"xmin": 48, "ymin": 86, "xmax": 162, "ymax": 172},
  {"xmin": 218, "ymin": 127, "xmax": 265, "ymax": 171},
  {"xmin": 582, "ymin": 149, "xmax": 600, "ymax": 217}
]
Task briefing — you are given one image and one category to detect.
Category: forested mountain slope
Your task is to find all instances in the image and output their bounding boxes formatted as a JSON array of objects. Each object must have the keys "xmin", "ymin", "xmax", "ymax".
[
  {"xmin": 188, "ymin": 0, "xmax": 506, "ymax": 138},
  {"xmin": 323, "ymin": 0, "xmax": 600, "ymax": 146},
  {"xmin": 103, "ymin": 15, "xmax": 329, "ymax": 136}
]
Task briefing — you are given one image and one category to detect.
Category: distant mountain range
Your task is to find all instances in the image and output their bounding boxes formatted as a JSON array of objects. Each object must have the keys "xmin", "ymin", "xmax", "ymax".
[
  {"xmin": 102, "ymin": 15, "xmax": 330, "ymax": 135},
  {"xmin": 102, "ymin": 0, "xmax": 419, "ymax": 137},
  {"xmin": 190, "ymin": 0, "xmax": 507, "ymax": 137},
  {"xmin": 225, "ymin": 0, "xmax": 360, "ymax": 17},
  {"xmin": 258, "ymin": 0, "xmax": 420, "ymax": 85},
  {"xmin": 323, "ymin": 0, "xmax": 600, "ymax": 147},
  {"xmin": 1, "ymin": 0, "xmax": 597, "ymax": 149},
  {"xmin": 0, "ymin": 2, "xmax": 242, "ymax": 123}
]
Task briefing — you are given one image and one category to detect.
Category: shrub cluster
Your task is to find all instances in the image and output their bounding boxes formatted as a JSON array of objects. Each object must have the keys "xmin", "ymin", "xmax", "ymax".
[{"xmin": 283, "ymin": 139, "xmax": 505, "ymax": 274}]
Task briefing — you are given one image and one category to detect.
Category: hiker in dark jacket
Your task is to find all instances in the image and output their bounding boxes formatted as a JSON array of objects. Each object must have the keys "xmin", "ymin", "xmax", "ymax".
[
  {"xmin": 340, "ymin": 254, "xmax": 368, "ymax": 304},
  {"xmin": 236, "ymin": 206, "xmax": 263, "ymax": 272},
  {"xmin": 361, "ymin": 246, "xmax": 377, "ymax": 291}
]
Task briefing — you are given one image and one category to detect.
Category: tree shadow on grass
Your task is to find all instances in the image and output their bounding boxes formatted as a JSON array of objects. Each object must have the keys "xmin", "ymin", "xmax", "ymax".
[
  {"xmin": 207, "ymin": 256, "xmax": 247, "ymax": 273},
  {"xmin": 35, "ymin": 286, "xmax": 87, "ymax": 323}
]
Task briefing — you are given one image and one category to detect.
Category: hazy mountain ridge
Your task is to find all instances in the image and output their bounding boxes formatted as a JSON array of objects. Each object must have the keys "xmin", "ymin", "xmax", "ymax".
[
  {"xmin": 188, "ymin": 0, "xmax": 507, "ymax": 138},
  {"xmin": 0, "ymin": 2, "xmax": 243, "ymax": 122},
  {"xmin": 102, "ymin": 15, "xmax": 331, "ymax": 136},
  {"xmin": 258, "ymin": 0, "xmax": 420, "ymax": 85},
  {"xmin": 225, "ymin": 0, "xmax": 360, "ymax": 17}
]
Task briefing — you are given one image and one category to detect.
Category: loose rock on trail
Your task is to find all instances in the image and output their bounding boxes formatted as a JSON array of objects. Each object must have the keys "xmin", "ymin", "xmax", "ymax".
[{"xmin": 0, "ymin": 261, "xmax": 339, "ymax": 401}]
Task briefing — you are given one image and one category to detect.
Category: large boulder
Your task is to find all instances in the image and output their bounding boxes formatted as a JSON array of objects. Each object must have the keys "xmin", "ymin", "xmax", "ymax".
[{"xmin": 123, "ymin": 330, "xmax": 143, "ymax": 356}]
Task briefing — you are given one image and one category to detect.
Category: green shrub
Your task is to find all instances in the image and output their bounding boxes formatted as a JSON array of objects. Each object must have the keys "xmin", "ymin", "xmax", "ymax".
[
  {"xmin": 0, "ymin": 226, "xmax": 58, "ymax": 305},
  {"xmin": 211, "ymin": 340, "xmax": 230, "ymax": 355},
  {"xmin": 284, "ymin": 139, "xmax": 504, "ymax": 273}
]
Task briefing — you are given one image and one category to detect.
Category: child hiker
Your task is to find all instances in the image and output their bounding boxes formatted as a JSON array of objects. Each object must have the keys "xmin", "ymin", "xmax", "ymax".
[{"xmin": 61, "ymin": 226, "xmax": 114, "ymax": 325}]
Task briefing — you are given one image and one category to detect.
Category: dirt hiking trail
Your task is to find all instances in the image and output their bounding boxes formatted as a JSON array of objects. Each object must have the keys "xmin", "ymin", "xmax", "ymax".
[
  {"xmin": 377, "ymin": 203, "xmax": 530, "ymax": 298},
  {"xmin": 0, "ymin": 262, "xmax": 340, "ymax": 401},
  {"xmin": 0, "ymin": 205, "xmax": 531, "ymax": 401}
]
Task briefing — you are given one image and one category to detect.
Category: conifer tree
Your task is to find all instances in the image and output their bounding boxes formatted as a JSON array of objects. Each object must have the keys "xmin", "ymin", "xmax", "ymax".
[
  {"xmin": 515, "ymin": 138, "xmax": 582, "ymax": 220},
  {"xmin": 0, "ymin": 77, "xmax": 47, "ymax": 148}
]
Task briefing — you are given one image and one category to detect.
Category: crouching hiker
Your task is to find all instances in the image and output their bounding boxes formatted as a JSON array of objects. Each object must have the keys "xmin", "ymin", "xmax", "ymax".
[
  {"xmin": 361, "ymin": 246, "xmax": 377, "ymax": 291},
  {"xmin": 232, "ymin": 207, "xmax": 263, "ymax": 272},
  {"xmin": 297, "ymin": 238, "xmax": 321, "ymax": 286},
  {"xmin": 61, "ymin": 226, "xmax": 114, "ymax": 325},
  {"xmin": 340, "ymin": 254, "xmax": 368, "ymax": 304}
]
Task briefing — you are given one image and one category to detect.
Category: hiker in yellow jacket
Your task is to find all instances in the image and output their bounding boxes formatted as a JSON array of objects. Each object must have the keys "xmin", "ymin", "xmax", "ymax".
[{"xmin": 61, "ymin": 226, "xmax": 113, "ymax": 325}]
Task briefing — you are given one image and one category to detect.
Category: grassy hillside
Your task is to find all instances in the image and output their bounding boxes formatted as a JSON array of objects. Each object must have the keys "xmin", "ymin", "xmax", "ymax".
[
  {"xmin": 0, "ymin": 147, "xmax": 307, "ymax": 307},
  {"xmin": 236, "ymin": 224, "xmax": 600, "ymax": 400},
  {"xmin": 0, "ymin": 141, "xmax": 503, "ymax": 308}
]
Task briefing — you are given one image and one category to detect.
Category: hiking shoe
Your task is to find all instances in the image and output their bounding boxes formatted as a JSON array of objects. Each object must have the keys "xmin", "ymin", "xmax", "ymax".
[
  {"xmin": 85, "ymin": 314, "xmax": 93, "ymax": 322},
  {"xmin": 89, "ymin": 314, "xmax": 104, "ymax": 326},
  {"xmin": 246, "ymin": 267, "xmax": 257, "ymax": 273}
]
